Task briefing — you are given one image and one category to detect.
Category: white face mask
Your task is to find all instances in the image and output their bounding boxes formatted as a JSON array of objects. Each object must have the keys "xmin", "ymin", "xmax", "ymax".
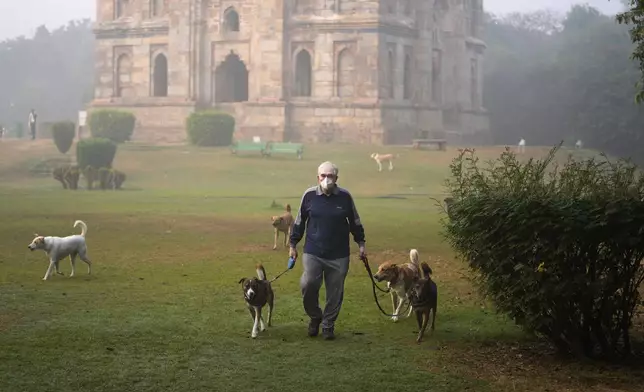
[{"xmin": 320, "ymin": 176, "xmax": 335, "ymax": 192}]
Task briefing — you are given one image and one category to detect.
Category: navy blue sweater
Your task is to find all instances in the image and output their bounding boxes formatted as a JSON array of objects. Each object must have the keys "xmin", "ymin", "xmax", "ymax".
[{"xmin": 289, "ymin": 185, "xmax": 366, "ymax": 260}]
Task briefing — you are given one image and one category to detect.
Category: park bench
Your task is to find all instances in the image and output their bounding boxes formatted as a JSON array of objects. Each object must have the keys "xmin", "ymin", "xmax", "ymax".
[
  {"xmin": 265, "ymin": 142, "xmax": 304, "ymax": 160},
  {"xmin": 231, "ymin": 140, "xmax": 269, "ymax": 156},
  {"xmin": 412, "ymin": 138, "xmax": 447, "ymax": 151}
]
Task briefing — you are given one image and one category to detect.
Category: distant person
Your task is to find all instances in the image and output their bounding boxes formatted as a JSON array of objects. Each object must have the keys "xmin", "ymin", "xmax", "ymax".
[
  {"xmin": 28, "ymin": 109, "xmax": 38, "ymax": 140},
  {"xmin": 0, "ymin": 125, "xmax": 5, "ymax": 140},
  {"xmin": 518, "ymin": 138, "xmax": 526, "ymax": 154},
  {"xmin": 575, "ymin": 139, "xmax": 583, "ymax": 149}
]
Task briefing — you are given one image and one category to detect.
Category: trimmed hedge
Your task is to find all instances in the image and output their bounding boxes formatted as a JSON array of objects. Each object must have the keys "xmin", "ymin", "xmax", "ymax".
[
  {"xmin": 76, "ymin": 138, "xmax": 117, "ymax": 170},
  {"xmin": 88, "ymin": 109, "xmax": 136, "ymax": 143},
  {"xmin": 51, "ymin": 121, "xmax": 76, "ymax": 154},
  {"xmin": 443, "ymin": 144, "xmax": 644, "ymax": 360},
  {"xmin": 186, "ymin": 110, "xmax": 235, "ymax": 147}
]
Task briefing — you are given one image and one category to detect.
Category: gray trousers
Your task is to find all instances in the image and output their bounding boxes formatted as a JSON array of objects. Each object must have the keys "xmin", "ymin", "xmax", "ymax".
[{"xmin": 300, "ymin": 253, "xmax": 350, "ymax": 329}]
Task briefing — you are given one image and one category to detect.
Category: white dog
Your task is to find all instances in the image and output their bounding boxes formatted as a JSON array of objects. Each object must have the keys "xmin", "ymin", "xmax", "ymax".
[
  {"xmin": 370, "ymin": 153, "xmax": 398, "ymax": 172},
  {"xmin": 27, "ymin": 220, "xmax": 92, "ymax": 281}
]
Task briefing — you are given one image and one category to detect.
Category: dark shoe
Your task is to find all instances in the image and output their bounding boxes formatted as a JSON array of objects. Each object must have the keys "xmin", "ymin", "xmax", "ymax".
[
  {"xmin": 308, "ymin": 318, "xmax": 321, "ymax": 337},
  {"xmin": 322, "ymin": 327, "xmax": 335, "ymax": 340}
]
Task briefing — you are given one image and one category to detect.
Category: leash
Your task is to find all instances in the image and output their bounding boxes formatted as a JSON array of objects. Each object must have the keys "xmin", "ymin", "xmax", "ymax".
[
  {"xmin": 268, "ymin": 257, "xmax": 296, "ymax": 283},
  {"xmin": 269, "ymin": 268, "xmax": 290, "ymax": 283},
  {"xmin": 360, "ymin": 255, "xmax": 412, "ymax": 318}
]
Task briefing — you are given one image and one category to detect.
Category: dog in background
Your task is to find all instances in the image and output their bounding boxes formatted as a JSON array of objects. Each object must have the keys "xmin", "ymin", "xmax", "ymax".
[
  {"xmin": 27, "ymin": 220, "xmax": 92, "ymax": 281},
  {"xmin": 271, "ymin": 204, "xmax": 293, "ymax": 250},
  {"xmin": 238, "ymin": 263, "xmax": 274, "ymax": 338},
  {"xmin": 373, "ymin": 249, "xmax": 421, "ymax": 322},
  {"xmin": 410, "ymin": 261, "xmax": 438, "ymax": 344},
  {"xmin": 370, "ymin": 153, "xmax": 399, "ymax": 172}
]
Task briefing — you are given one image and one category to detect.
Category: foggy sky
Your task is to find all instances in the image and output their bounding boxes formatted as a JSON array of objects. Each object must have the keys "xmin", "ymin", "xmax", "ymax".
[{"xmin": 0, "ymin": 0, "xmax": 625, "ymax": 41}]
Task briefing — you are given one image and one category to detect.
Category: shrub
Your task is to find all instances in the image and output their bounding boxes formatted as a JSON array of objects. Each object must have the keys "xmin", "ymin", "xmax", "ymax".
[
  {"xmin": 186, "ymin": 110, "xmax": 235, "ymax": 147},
  {"xmin": 96, "ymin": 168, "xmax": 127, "ymax": 190},
  {"xmin": 82, "ymin": 166, "xmax": 98, "ymax": 190},
  {"xmin": 443, "ymin": 144, "xmax": 644, "ymax": 360},
  {"xmin": 76, "ymin": 138, "xmax": 117, "ymax": 170},
  {"xmin": 52, "ymin": 165, "xmax": 80, "ymax": 190},
  {"xmin": 51, "ymin": 121, "xmax": 76, "ymax": 154},
  {"xmin": 88, "ymin": 109, "xmax": 136, "ymax": 143}
]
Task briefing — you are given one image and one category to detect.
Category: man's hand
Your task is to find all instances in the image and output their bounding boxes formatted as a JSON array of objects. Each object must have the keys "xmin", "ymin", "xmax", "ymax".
[
  {"xmin": 288, "ymin": 247, "xmax": 298, "ymax": 269},
  {"xmin": 359, "ymin": 245, "xmax": 366, "ymax": 261}
]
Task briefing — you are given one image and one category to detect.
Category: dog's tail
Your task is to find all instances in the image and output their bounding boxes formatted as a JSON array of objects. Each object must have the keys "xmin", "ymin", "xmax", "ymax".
[
  {"xmin": 256, "ymin": 263, "xmax": 267, "ymax": 281},
  {"xmin": 410, "ymin": 248, "xmax": 419, "ymax": 266},
  {"xmin": 74, "ymin": 220, "xmax": 87, "ymax": 237},
  {"xmin": 285, "ymin": 204, "xmax": 291, "ymax": 213}
]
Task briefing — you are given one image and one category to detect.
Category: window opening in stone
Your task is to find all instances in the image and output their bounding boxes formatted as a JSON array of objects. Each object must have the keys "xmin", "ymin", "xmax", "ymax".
[
  {"xmin": 336, "ymin": 49, "xmax": 354, "ymax": 97},
  {"xmin": 294, "ymin": 50, "xmax": 312, "ymax": 97},
  {"xmin": 223, "ymin": 8, "xmax": 240, "ymax": 32},
  {"xmin": 403, "ymin": 54, "xmax": 412, "ymax": 99},
  {"xmin": 214, "ymin": 52, "xmax": 249, "ymax": 103},
  {"xmin": 153, "ymin": 53, "xmax": 168, "ymax": 97}
]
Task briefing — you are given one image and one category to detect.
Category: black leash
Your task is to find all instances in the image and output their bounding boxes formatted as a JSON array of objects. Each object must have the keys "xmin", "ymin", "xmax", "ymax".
[
  {"xmin": 269, "ymin": 268, "xmax": 290, "ymax": 283},
  {"xmin": 360, "ymin": 255, "xmax": 412, "ymax": 318}
]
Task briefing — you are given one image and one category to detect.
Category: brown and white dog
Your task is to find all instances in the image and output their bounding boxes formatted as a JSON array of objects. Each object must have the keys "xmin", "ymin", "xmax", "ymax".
[
  {"xmin": 410, "ymin": 262, "xmax": 438, "ymax": 344},
  {"xmin": 238, "ymin": 263, "xmax": 274, "ymax": 339},
  {"xmin": 370, "ymin": 153, "xmax": 399, "ymax": 172},
  {"xmin": 271, "ymin": 204, "xmax": 293, "ymax": 250},
  {"xmin": 373, "ymin": 249, "xmax": 421, "ymax": 322},
  {"xmin": 27, "ymin": 220, "xmax": 92, "ymax": 281}
]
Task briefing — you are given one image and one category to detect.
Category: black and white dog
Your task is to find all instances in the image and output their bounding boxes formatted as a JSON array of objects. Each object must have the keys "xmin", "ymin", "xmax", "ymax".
[{"xmin": 238, "ymin": 264, "xmax": 274, "ymax": 338}]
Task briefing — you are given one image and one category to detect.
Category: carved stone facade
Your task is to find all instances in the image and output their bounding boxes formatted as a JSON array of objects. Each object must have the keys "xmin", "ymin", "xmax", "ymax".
[{"xmin": 91, "ymin": 0, "xmax": 489, "ymax": 145}]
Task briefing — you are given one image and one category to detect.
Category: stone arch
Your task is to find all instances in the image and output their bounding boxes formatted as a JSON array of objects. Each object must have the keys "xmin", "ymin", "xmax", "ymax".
[
  {"xmin": 223, "ymin": 7, "xmax": 240, "ymax": 33},
  {"xmin": 403, "ymin": 54, "xmax": 412, "ymax": 99},
  {"xmin": 336, "ymin": 48, "xmax": 354, "ymax": 97},
  {"xmin": 293, "ymin": 49, "xmax": 312, "ymax": 97},
  {"xmin": 387, "ymin": 50, "xmax": 395, "ymax": 98},
  {"xmin": 116, "ymin": 54, "xmax": 132, "ymax": 97},
  {"xmin": 152, "ymin": 53, "xmax": 168, "ymax": 97},
  {"xmin": 214, "ymin": 52, "xmax": 249, "ymax": 103}
]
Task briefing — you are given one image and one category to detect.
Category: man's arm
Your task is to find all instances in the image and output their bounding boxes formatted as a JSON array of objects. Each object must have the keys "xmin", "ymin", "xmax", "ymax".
[
  {"xmin": 289, "ymin": 190, "xmax": 310, "ymax": 248},
  {"xmin": 346, "ymin": 192, "xmax": 365, "ymax": 246}
]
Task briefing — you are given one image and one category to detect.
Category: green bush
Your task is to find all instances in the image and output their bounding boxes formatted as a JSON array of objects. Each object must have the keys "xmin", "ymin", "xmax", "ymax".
[
  {"xmin": 443, "ymin": 144, "xmax": 644, "ymax": 360},
  {"xmin": 76, "ymin": 138, "xmax": 117, "ymax": 170},
  {"xmin": 186, "ymin": 110, "xmax": 235, "ymax": 147},
  {"xmin": 51, "ymin": 121, "xmax": 76, "ymax": 154},
  {"xmin": 88, "ymin": 109, "xmax": 136, "ymax": 143}
]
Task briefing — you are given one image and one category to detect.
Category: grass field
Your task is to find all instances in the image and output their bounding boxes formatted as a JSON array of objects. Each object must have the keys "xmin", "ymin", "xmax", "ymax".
[{"xmin": 0, "ymin": 139, "xmax": 642, "ymax": 392}]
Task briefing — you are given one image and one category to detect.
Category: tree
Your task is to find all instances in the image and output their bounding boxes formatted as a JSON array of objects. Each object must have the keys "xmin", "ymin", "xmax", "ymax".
[
  {"xmin": 616, "ymin": 1, "xmax": 644, "ymax": 102},
  {"xmin": 484, "ymin": 5, "xmax": 644, "ymax": 164},
  {"xmin": 0, "ymin": 19, "xmax": 94, "ymax": 129}
]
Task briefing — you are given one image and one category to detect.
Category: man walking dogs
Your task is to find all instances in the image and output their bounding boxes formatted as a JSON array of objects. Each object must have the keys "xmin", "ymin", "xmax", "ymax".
[{"xmin": 288, "ymin": 161, "xmax": 366, "ymax": 340}]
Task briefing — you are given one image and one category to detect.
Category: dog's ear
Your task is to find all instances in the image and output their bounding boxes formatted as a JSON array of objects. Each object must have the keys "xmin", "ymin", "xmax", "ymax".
[
  {"xmin": 33, "ymin": 233, "xmax": 39, "ymax": 237},
  {"xmin": 238, "ymin": 278, "xmax": 247, "ymax": 284}
]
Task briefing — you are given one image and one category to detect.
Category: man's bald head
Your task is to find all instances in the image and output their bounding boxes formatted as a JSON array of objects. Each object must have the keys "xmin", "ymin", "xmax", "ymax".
[{"xmin": 318, "ymin": 161, "xmax": 338, "ymax": 176}]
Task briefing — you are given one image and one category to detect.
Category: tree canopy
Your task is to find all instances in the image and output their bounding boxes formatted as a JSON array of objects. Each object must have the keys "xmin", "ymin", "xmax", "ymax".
[{"xmin": 485, "ymin": 4, "xmax": 644, "ymax": 164}]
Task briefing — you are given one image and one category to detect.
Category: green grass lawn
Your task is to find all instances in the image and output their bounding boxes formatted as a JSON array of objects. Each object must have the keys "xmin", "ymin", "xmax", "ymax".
[{"xmin": 0, "ymin": 140, "xmax": 642, "ymax": 392}]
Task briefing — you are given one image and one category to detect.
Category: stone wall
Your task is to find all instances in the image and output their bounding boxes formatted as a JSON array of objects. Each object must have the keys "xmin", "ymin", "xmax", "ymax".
[{"xmin": 91, "ymin": 0, "xmax": 490, "ymax": 145}]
